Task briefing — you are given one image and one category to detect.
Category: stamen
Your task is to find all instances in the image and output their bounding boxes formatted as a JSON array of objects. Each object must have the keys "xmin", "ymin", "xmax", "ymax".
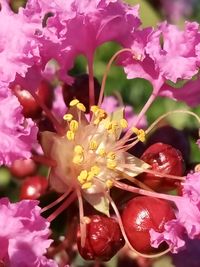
[
  {"xmin": 89, "ymin": 140, "xmax": 98, "ymax": 150},
  {"xmin": 120, "ymin": 118, "xmax": 128, "ymax": 129},
  {"xmin": 69, "ymin": 120, "xmax": 79, "ymax": 132},
  {"xmin": 63, "ymin": 113, "xmax": 73, "ymax": 122},
  {"xmin": 73, "ymin": 154, "xmax": 84, "ymax": 164},
  {"xmin": 69, "ymin": 99, "xmax": 79, "ymax": 106},
  {"xmin": 74, "ymin": 145, "xmax": 84, "ymax": 154},
  {"xmin": 66, "ymin": 130, "xmax": 75, "ymax": 141},
  {"xmin": 107, "ymin": 159, "xmax": 117, "ymax": 170},
  {"xmin": 106, "ymin": 179, "xmax": 114, "ymax": 189},
  {"xmin": 77, "ymin": 103, "xmax": 86, "ymax": 112},
  {"xmin": 132, "ymin": 127, "xmax": 146, "ymax": 142}
]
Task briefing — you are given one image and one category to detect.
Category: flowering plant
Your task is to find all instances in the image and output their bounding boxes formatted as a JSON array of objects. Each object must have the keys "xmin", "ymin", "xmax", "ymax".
[{"xmin": 0, "ymin": 0, "xmax": 200, "ymax": 266}]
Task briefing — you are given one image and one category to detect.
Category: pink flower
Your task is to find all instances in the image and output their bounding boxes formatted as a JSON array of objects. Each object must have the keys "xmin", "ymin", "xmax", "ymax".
[
  {"xmin": 121, "ymin": 22, "xmax": 200, "ymax": 106},
  {"xmin": 150, "ymin": 220, "xmax": 185, "ymax": 253},
  {"xmin": 182, "ymin": 172, "xmax": 200, "ymax": 205},
  {"xmin": 0, "ymin": 198, "xmax": 58, "ymax": 267},
  {"xmin": 0, "ymin": 86, "xmax": 38, "ymax": 166},
  {"xmin": 24, "ymin": 0, "xmax": 140, "ymax": 82},
  {"xmin": 150, "ymin": 173, "xmax": 200, "ymax": 252},
  {"xmin": 0, "ymin": 1, "xmax": 40, "ymax": 84}
]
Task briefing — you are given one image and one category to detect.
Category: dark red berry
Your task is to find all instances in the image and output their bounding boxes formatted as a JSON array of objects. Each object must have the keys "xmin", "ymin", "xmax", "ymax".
[
  {"xmin": 77, "ymin": 215, "xmax": 125, "ymax": 261},
  {"xmin": 19, "ymin": 176, "xmax": 48, "ymax": 200},
  {"xmin": 139, "ymin": 142, "xmax": 184, "ymax": 191},
  {"xmin": 62, "ymin": 74, "xmax": 100, "ymax": 113},
  {"xmin": 12, "ymin": 80, "xmax": 53, "ymax": 119},
  {"xmin": 122, "ymin": 196, "xmax": 175, "ymax": 254},
  {"xmin": 147, "ymin": 126, "xmax": 190, "ymax": 163},
  {"xmin": 10, "ymin": 159, "xmax": 37, "ymax": 179}
]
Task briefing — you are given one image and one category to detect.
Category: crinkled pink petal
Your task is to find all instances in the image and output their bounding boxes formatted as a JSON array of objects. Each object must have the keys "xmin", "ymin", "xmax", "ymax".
[
  {"xmin": 150, "ymin": 219, "xmax": 185, "ymax": 253},
  {"xmin": 0, "ymin": 87, "xmax": 38, "ymax": 166},
  {"xmin": 0, "ymin": 2, "xmax": 41, "ymax": 84},
  {"xmin": 146, "ymin": 22, "xmax": 200, "ymax": 83},
  {"xmin": 24, "ymin": 0, "xmax": 140, "ymax": 82},
  {"xmin": 159, "ymin": 78, "xmax": 200, "ymax": 107},
  {"xmin": 182, "ymin": 172, "xmax": 200, "ymax": 205},
  {"xmin": 0, "ymin": 198, "xmax": 58, "ymax": 267}
]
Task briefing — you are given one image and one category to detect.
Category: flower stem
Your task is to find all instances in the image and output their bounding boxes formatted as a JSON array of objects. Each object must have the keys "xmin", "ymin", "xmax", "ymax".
[{"xmin": 98, "ymin": 48, "xmax": 133, "ymax": 106}]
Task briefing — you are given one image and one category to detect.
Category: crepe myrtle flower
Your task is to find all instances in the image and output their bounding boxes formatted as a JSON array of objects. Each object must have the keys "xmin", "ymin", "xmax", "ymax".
[
  {"xmin": 1, "ymin": 0, "xmax": 200, "ymax": 261},
  {"xmin": 119, "ymin": 21, "xmax": 200, "ymax": 123},
  {"xmin": 21, "ymin": 46, "xmax": 199, "ymax": 259},
  {"xmin": 0, "ymin": 198, "xmax": 58, "ymax": 267}
]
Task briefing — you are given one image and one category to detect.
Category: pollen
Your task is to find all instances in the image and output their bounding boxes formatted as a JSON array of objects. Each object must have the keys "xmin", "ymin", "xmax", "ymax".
[
  {"xmin": 106, "ymin": 179, "xmax": 114, "ymax": 189},
  {"xmin": 107, "ymin": 151, "xmax": 116, "ymax": 160},
  {"xmin": 63, "ymin": 113, "xmax": 73, "ymax": 122},
  {"xmin": 132, "ymin": 127, "xmax": 146, "ymax": 142},
  {"xmin": 69, "ymin": 99, "xmax": 79, "ymax": 106},
  {"xmin": 66, "ymin": 130, "xmax": 75, "ymax": 141},
  {"xmin": 77, "ymin": 103, "xmax": 86, "ymax": 112},
  {"xmin": 77, "ymin": 170, "xmax": 88, "ymax": 184},
  {"xmin": 74, "ymin": 145, "xmax": 84, "ymax": 154},
  {"xmin": 73, "ymin": 154, "xmax": 84, "ymax": 164},
  {"xmin": 91, "ymin": 105, "xmax": 99, "ymax": 113},
  {"xmin": 91, "ymin": 165, "xmax": 100, "ymax": 175},
  {"xmin": 120, "ymin": 118, "xmax": 128, "ymax": 128},
  {"xmin": 107, "ymin": 159, "xmax": 117, "ymax": 170},
  {"xmin": 89, "ymin": 140, "xmax": 98, "ymax": 150},
  {"xmin": 69, "ymin": 120, "xmax": 79, "ymax": 132},
  {"xmin": 81, "ymin": 182, "xmax": 92, "ymax": 189},
  {"xmin": 98, "ymin": 148, "xmax": 106, "ymax": 157}
]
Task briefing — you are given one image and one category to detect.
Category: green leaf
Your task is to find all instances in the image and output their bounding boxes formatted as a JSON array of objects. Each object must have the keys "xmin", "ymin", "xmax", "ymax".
[{"xmin": 83, "ymin": 192, "xmax": 110, "ymax": 216}]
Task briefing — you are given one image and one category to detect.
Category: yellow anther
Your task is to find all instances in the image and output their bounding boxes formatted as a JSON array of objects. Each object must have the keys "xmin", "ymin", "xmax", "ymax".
[
  {"xmin": 106, "ymin": 179, "xmax": 113, "ymax": 189},
  {"xmin": 77, "ymin": 103, "xmax": 86, "ymax": 112},
  {"xmin": 107, "ymin": 159, "xmax": 117, "ymax": 170},
  {"xmin": 105, "ymin": 121, "xmax": 112, "ymax": 130},
  {"xmin": 132, "ymin": 127, "xmax": 139, "ymax": 135},
  {"xmin": 97, "ymin": 109, "xmax": 107, "ymax": 118},
  {"xmin": 91, "ymin": 105, "xmax": 99, "ymax": 113},
  {"xmin": 107, "ymin": 152, "xmax": 116, "ymax": 160},
  {"xmin": 77, "ymin": 170, "xmax": 88, "ymax": 184},
  {"xmin": 69, "ymin": 99, "xmax": 79, "ymax": 106},
  {"xmin": 66, "ymin": 130, "xmax": 75, "ymax": 141},
  {"xmin": 87, "ymin": 171, "xmax": 94, "ymax": 181},
  {"xmin": 63, "ymin": 113, "xmax": 73, "ymax": 122},
  {"xmin": 73, "ymin": 154, "xmax": 84, "ymax": 164},
  {"xmin": 98, "ymin": 148, "xmax": 106, "ymax": 157},
  {"xmin": 82, "ymin": 182, "xmax": 92, "ymax": 190},
  {"xmin": 69, "ymin": 120, "xmax": 79, "ymax": 132},
  {"xmin": 89, "ymin": 140, "xmax": 98, "ymax": 150},
  {"xmin": 90, "ymin": 165, "xmax": 100, "ymax": 176},
  {"xmin": 74, "ymin": 145, "xmax": 84, "ymax": 154},
  {"xmin": 132, "ymin": 127, "xmax": 146, "ymax": 142},
  {"xmin": 120, "ymin": 118, "xmax": 128, "ymax": 129}
]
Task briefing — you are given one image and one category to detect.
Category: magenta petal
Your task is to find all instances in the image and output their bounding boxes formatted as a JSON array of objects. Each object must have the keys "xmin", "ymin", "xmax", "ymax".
[
  {"xmin": 150, "ymin": 220, "xmax": 185, "ymax": 253},
  {"xmin": 0, "ymin": 88, "xmax": 38, "ymax": 166},
  {"xmin": 0, "ymin": 198, "xmax": 58, "ymax": 266}
]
